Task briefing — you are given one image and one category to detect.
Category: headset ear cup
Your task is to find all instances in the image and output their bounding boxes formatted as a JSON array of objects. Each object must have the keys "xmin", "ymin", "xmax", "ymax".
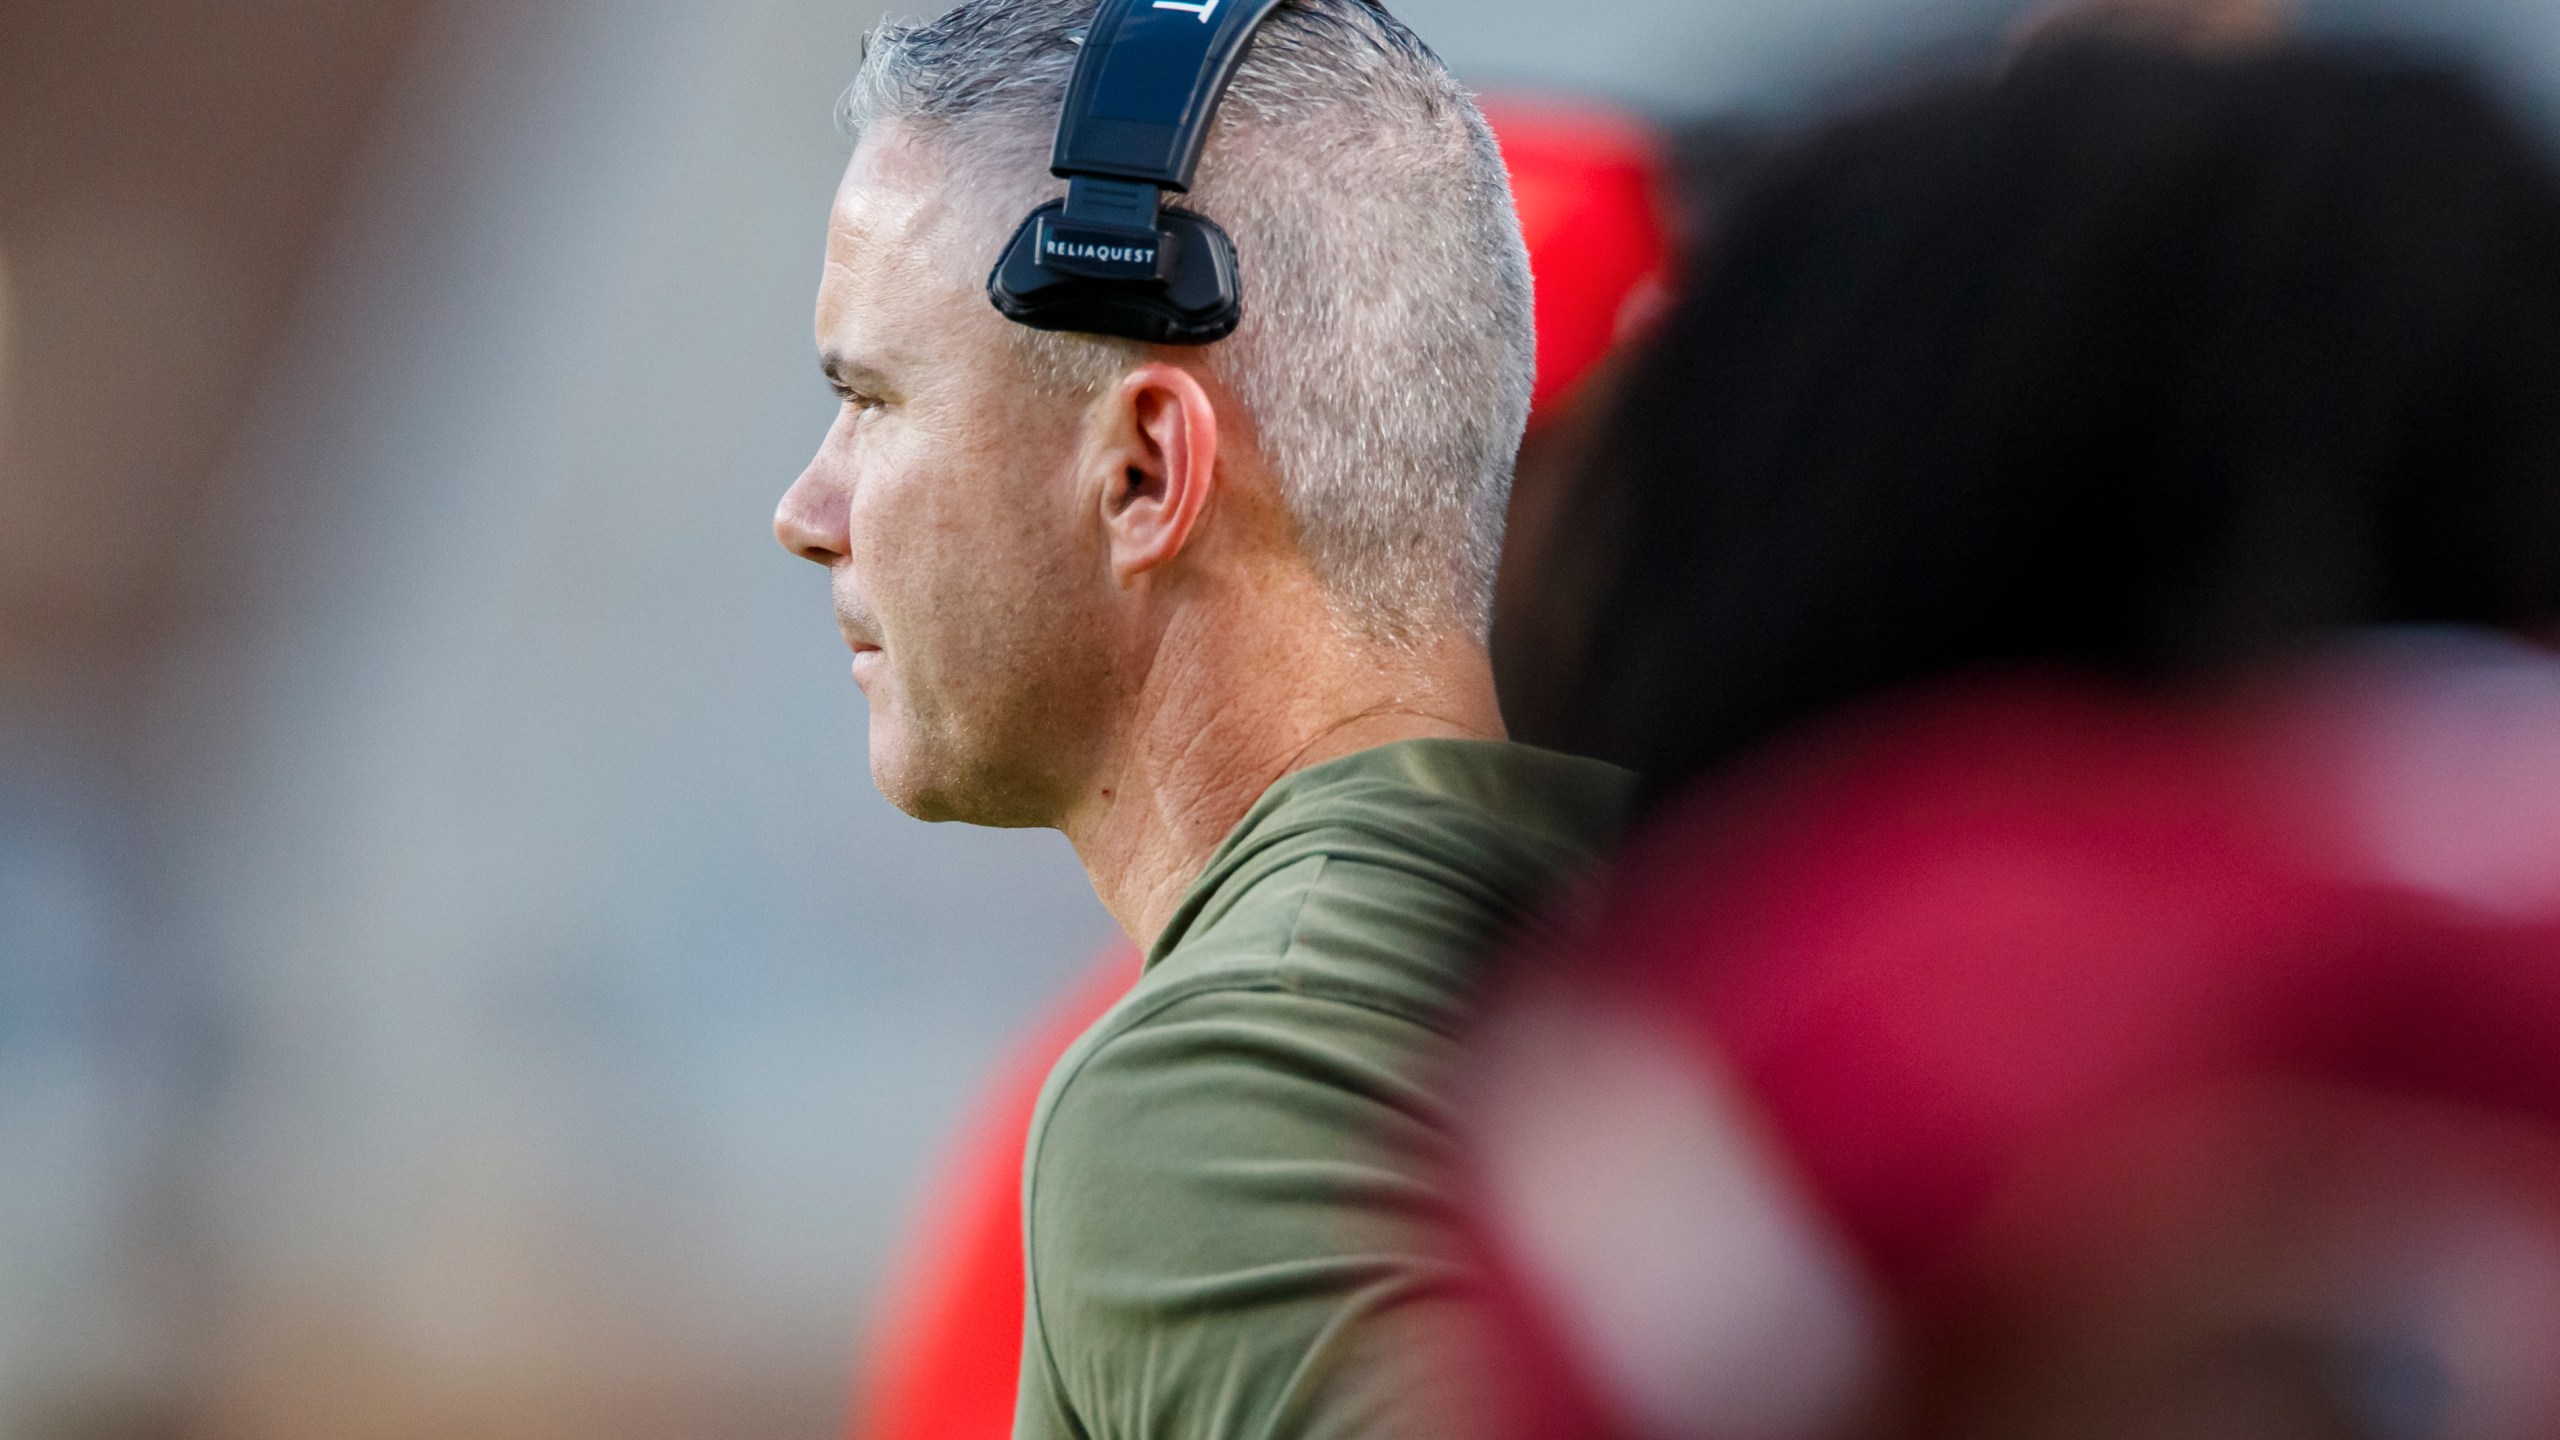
[{"xmin": 987, "ymin": 201, "xmax": 1242, "ymax": 345}]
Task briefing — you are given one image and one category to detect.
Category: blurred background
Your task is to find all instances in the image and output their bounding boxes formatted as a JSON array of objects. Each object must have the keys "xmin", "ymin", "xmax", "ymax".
[{"xmin": 2, "ymin": 1, "xmax": 2557, "ymax": 1437}]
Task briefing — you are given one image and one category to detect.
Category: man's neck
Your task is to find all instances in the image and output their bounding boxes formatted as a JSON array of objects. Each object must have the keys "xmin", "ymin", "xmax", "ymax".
[{"xmin": 1061, "ymin": 611, "xmax": 1505, "ymax": 952}]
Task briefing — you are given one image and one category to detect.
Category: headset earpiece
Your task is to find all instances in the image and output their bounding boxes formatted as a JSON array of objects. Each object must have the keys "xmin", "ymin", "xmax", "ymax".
[
  {"xmin": 986, "ymin": 0, "xmax": 1288, "ymax": 346},
  {"xmin": 989, "ymin": 197, "xmax": 1241, "ymax": 345}
]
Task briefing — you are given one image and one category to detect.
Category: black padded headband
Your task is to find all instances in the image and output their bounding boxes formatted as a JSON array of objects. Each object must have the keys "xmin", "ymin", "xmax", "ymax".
[{"xmin": 1053, "ymin": 0, "xmax": 1290, "ymax": 191}]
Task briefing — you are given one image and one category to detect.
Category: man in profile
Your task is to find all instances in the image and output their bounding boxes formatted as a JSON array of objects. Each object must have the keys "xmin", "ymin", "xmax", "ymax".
[{"xmin": 773, "ymin": 1, "xmax": 1628, "ymax": 1435}]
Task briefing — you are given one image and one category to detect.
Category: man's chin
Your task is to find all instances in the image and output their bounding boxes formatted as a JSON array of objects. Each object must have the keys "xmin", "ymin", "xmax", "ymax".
[
  {"xmin": 876, "ymin": 774, "xmax": 967, "ymax": 825},
  {"xmin": 866, "ymin": 724, "xmax": 977, "ymax": 824},
  {"xmin": 866, "ymin": 724, "xmax": 1057, "ymax": 829},
  {"xmin": 866, "ymin": 725, "xmax": 945, "ymax": 821}
]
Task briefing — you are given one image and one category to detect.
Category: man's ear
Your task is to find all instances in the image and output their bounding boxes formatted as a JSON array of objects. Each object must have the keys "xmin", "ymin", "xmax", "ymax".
[{"xmin": 1098, "ymin": 361, "xmax": 1220, "ymax": 585}]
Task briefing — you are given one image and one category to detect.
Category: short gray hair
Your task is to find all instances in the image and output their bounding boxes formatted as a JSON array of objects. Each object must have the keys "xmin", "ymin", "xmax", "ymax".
[{"xmin": 840, "ymin": 0, "xmax": 1535, "ymax": 638}]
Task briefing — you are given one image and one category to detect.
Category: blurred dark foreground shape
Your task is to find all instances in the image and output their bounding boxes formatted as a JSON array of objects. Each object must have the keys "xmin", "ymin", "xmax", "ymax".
[
  {"xmin": 1460, "ymin": 32, "xmax": 2560, "ymax": 1440},
  {"xmin": 1470, "ymin": 645, "xmax": 2560, "ymax": 1440}
]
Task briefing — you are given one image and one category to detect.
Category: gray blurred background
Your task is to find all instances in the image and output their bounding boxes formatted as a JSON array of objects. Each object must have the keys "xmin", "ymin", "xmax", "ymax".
[{"xmin": 2, "ymin": 0, "xmax": 2556, "ymax": 1436}]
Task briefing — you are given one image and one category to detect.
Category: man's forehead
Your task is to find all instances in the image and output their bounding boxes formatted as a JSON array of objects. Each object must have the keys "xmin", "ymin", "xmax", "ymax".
[{"xmin": 818, "ymin": 129, "xmax": 977, "ymax": 331}]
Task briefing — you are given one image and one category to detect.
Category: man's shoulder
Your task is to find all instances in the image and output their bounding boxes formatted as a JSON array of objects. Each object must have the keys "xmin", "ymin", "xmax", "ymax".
[
  {"xmin": 1148, "ymin": 738, "xmax": 1634, "ymax": 1002},
  {"xmin": 1228, "ymin": 737, "xmax": 1634, "ymax": 885}
]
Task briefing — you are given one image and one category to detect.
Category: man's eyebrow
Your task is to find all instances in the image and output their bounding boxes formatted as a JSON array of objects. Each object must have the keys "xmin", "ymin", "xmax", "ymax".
[{"xmin": 819, "ymin": 351, "xmax": 894, "ymax": 393}]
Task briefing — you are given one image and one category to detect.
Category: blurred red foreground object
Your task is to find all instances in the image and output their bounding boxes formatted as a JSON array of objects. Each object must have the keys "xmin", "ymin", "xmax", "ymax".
[
  {"xmin": 850, "ymin": 949, "xmax": 1140, "ymax": 1440},
  {"xmin": 847, "ymin": 97, "xmax": 1673, "ymax": 1440},
  {"xmin": 1471, "ymin": 639, "xmax": 2560, "ymax": 1440},
  {"xmin": 1477, "ymin": 96, "xmax": 1673, "ymax": 421}
]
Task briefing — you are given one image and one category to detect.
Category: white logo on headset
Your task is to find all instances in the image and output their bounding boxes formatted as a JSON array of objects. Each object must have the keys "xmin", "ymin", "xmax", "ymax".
[
  {"xmin": 1046, "ymin": 236, "xmax": 1157, "ymax": 266},
  {"xmin": 1152, "ymin": 0, "xmax": 1219, "ymax": 19}
]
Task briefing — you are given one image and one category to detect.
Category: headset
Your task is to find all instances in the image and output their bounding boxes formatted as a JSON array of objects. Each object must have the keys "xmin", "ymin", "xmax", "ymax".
[{"xmin": 986, "ymin": 0, "xmax": 1293, "ymax": 345}]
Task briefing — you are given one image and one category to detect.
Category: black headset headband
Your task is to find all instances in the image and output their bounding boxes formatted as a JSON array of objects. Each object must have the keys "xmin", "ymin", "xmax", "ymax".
[{"xmin": 986, "ymin": 0, "xmax": 1291, "ymax": 345}]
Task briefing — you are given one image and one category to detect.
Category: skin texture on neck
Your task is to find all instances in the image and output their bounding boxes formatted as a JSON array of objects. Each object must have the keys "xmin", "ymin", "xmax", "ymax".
[{"xmin": 1066, "ymin": 595, "xmax": 1505, "ymax": 951}]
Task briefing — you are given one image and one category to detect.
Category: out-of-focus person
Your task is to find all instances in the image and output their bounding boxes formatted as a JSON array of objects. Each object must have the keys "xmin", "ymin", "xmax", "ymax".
[
  {"xmin": 1491, "ymin": 0, "xmax": 2300, "ymax": 758},
  {"xmin": 1461, "ymin": 32, "xmax": 2560, "ymax": 1440},
  {"xmin": 845, "ymin": 95, "xmax": 1676, "ymax": 1440},
  {"xmin": 1558, "ymin": 34, "xmax": 2560, "ymax": 795}
]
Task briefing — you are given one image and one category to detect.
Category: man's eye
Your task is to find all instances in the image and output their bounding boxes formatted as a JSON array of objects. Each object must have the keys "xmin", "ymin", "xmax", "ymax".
[{"xmin": 834, "ymin": 386, "xmax": 884, "ymax": 412}]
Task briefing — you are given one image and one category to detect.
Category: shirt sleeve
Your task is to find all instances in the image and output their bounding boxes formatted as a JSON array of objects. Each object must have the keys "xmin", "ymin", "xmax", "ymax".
[{"xmin": 1014, "ymin": 984, "xmax": 1497, "ymax": 1440}]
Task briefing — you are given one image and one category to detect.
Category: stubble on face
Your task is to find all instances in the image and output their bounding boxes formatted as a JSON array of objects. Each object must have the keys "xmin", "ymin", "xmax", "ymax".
[{"xmin": 814, "ymin": 131, "xmax": 1125, "ymax": 829}]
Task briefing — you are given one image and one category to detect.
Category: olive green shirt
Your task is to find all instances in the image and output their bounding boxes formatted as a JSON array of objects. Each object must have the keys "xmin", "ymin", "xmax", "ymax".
[{"xmin": 1014, "ymin": 739, "xmax": 1632, "ymax": 1440}]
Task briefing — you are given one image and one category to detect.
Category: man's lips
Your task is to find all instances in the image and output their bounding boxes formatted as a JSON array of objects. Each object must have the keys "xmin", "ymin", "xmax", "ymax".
[
  {"xmin": 833, "ymin": 588, "xmax": 882, "ymax": 657},
  {"xmin": 834, "ymin": 589, "xmax": 883, "ymax": 679}
]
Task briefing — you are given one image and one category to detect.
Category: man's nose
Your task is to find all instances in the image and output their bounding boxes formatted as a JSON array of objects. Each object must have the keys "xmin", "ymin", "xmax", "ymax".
[{"xmin": 775, "ymin": 465, "xmax": 848, "ymax": 566}]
